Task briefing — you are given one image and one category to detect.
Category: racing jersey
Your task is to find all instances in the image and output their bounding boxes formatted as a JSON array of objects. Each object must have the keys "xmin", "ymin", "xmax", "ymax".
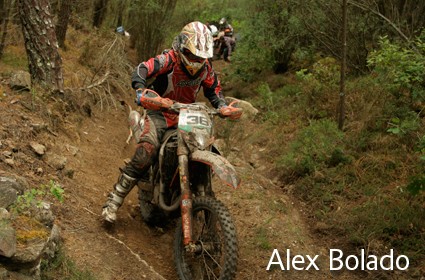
[{"xmin": 131, "ymin": 49, "xmax": 226, "ymax": 127}]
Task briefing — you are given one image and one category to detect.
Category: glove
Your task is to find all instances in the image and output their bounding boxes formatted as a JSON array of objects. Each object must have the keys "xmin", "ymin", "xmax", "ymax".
[
  {"xmin": 219, "ymin": 103, "xmax": 242, "ymax": 120},
  {"xmin": 139, "ymin": 89, "xmax": 174, "ymax": 111}
]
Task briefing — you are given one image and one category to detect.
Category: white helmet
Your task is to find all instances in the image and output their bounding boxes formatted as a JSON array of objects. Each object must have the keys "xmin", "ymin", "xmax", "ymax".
[
  {"xmin": 210, "ymin": 25, "xmax": 219, "ymax": 37},
  {"xmin": 173, "ymin": 21, "xmax": 214, "ymax": 76}
]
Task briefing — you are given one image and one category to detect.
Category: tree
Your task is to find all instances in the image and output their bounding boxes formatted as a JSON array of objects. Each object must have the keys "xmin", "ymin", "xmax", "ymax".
[
  {"xmin": 115, "ymin": 0, "xmax": 125, "ymax": 27},
  {"xmin": 93, "ymin": 0, "xmax": 109, "ymax": 28},
  {"xmin": 17, "ymin": 0, "xmax": 64, "ymax": 93},
  {"xmin": 55, "ymin": 0, "xmax": 74, "ymax": 49},
  {"xmin": 0, "ymin": 0, "xmax": 13, "ymax": 58},
  {"xmin": 338, "ymin": 0, "xmax": 347, "ymax": 130},
  {"xmin": 128, "ymin": 0, "xmax": 177, "ymax": 61}
]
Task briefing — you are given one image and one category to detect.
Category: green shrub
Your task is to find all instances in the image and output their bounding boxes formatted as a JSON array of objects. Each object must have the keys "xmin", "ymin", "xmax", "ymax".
[
  {"xmin": 346, "ymin": 194, "xmax": 425, "ymax": 260},
  {"xmin": 386, "ymin": 112, "xmax": 420, "ymax": 136},
  {"xmin": 11, "ymin": 180, "xmax": 64, "ymax": 215},
  {"xmin": 406, "ymin": 175, "xmax": 425, "ymax": 196},
  {"xmin": 278, "ymin": 119, "xmax": 347, "ymax": 177},
  {"xmin": 367, "ymin": 35, "xmax": 425, "ymax": 104},
  {"xmin": 311, "ymin": 57, "xmax": 340, "ymax": 85}
]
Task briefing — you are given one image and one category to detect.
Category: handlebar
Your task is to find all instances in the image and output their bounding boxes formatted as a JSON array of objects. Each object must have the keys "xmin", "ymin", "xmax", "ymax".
[
  {"xmin": 168, "ymin": 102, "xmax": 220, "ymax": 115},
  {"xmin": 136, "ymin": 88, "xmax": 242, "ymax": 119}
]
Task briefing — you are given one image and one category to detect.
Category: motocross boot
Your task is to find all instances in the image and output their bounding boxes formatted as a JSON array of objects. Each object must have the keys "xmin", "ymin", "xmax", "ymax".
[{"xmin": 102, "ymin": 172, "xmax": 137, "ymax": 223}]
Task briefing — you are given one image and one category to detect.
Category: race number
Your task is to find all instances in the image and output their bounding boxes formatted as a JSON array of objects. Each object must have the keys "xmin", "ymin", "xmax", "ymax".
[{"xmin": 179, "ymin": 110, "xmax": 211, "ymax": 131}]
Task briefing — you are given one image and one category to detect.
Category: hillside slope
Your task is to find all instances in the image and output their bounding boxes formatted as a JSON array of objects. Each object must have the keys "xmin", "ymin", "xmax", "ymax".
[{"xmin": 0, "ymin": 30, "xmax": 410, "ymax": 279}]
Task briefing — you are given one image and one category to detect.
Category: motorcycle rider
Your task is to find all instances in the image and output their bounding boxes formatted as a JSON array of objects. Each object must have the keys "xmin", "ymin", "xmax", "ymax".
[
  {"xmin": 218, "ymin": 17, "xmax": 234, "ymax": 37},
  {"xmin": 218, "ymin": 35, "xmax": 236, "ymax": 62},
  {"xmin": 102, "ymin": 21, "xmax": 242, "ymax": 223}
]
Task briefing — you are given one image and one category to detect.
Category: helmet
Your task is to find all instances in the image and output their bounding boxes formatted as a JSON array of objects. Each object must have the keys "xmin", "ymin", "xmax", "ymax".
[
  {"xmin": 173, "ymin": 21, "xmax": 213, "ymax": 76},
  {"xmin": 210, "ymin": 25, "xmax": 218, "ymax": 37}
]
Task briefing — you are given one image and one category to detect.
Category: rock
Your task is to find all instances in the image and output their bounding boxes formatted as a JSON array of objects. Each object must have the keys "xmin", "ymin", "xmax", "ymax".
[
  {"xmin": 65, "ymin": 144, "xmax": 79, "ymax": 156},
  {"xmin": 314, "ymin": 222, "xmax": 332, "ymax": 234},
  {"xmin": 3, "ymin": 159, "xmax": 14, "ymax": 166},
  {"xmin": 2, "ymin": 151, "xmax": 12, "ymax": 158},
  {"xmin": 0, "ymin": 177, "xmax": 22, "ymax": 208},
  {"xmin": 0, "ymin": 224, "xmax": 16, "ymax": 258},
  {"xmin": 42, "ymin": 224, "xmax": 61, "ymax": 260},
  {"xmin": 30, "ymin": 123, "xmax": 48, "ymax": 133},
  {"xmin": 0, "ymin": 267, "xmax": 9, "ymax": 278},
  {"xmin": 9, "ymin": 71, "xmax": 31, "ymax": 92},
  {"xmin": 34, "ymin": 202, "xmax": 54, "ymax": 228},
  {"xmin": 0, "ymin": 175, "xmax": 60, "ymax": 279},
  {"xmin": 0, "ymin": 186, "xmax": 18, "ymax": 209},
  {"xmin": 44, "ymin": 154, "xmax": 67, "ymax": 170},
  {"xmin": 225, "ymin": 97, "xmax": 259, "ymax": 121},
  {"xmin": 0, "ymin": 209, "xmax": 10, "ymax": 220},
  {"xmin": 29, "ymin": 142, "xmax": 46, "ymax": 156}
]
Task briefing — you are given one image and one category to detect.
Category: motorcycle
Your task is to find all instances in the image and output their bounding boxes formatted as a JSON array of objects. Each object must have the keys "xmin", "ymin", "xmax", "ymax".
[{"xmin": 132, "ymin": 89, "xmax": 242, "ymax": 280}]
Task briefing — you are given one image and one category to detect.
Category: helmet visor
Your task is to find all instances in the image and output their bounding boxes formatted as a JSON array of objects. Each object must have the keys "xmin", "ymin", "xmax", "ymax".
[{"xmin": 182, "ymin": 48, "xmax": 206, "ymax": 63}]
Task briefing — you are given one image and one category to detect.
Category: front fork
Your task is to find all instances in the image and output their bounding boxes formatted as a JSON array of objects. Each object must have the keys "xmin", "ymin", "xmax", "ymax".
[{"xmin": 177, "ymin": 137, "xmax": 194, "ymax": 249}]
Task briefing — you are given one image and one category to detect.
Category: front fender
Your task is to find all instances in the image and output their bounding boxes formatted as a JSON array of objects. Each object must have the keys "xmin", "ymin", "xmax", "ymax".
[{"xmin": 190, "ymin": 150, "xmax": 240, "ymax": 189}]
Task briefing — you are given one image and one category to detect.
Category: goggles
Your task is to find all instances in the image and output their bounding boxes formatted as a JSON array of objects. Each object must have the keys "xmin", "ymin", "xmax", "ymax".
[{"xmin": 182, "ymin": 48, "xmax": 206, "ymax": 63}]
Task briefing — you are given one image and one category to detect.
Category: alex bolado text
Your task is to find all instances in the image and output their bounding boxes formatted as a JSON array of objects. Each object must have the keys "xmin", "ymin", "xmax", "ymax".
[{"xmin": 266, "ymin": 249, "xmax": 410, "ymax": 271}]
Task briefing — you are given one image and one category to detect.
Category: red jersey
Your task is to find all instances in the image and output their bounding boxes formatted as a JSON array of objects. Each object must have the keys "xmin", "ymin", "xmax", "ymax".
[{"xmin": 132, "ymin": 49, "xmax": 226, "ymax": 127}]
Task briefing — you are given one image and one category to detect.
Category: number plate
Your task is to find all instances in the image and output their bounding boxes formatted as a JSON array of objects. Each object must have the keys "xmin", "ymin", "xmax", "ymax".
[{"xmin": 178, "ymin": 109, "xmax": 211, "ymax": 132}]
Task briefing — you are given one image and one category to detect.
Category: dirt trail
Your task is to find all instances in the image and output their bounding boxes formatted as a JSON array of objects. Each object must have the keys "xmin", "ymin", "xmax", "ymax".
[
  {"xmin": 54, "ymin": 80, "xmax": 362, "ymax": 279},
  {"xmin": 0, "ymin": 63, "xmax": 364, "ymax": 280}
]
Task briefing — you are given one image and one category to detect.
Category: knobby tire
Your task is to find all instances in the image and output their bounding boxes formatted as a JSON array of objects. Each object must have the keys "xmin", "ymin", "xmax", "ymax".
[{"xmin": 174, "ymin": 196, "xmax": 238, "ymax": 280}]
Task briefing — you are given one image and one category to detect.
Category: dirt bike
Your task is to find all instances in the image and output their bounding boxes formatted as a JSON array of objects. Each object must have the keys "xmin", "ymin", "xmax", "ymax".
[{"xmin": 133, "ymin": 89, "xmax": 242, "ymax": 280}]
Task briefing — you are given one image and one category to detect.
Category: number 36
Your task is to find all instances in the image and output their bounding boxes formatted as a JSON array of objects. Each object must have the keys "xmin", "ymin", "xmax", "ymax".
[{"xmin": 187, "ymin": 115, "xmax": 209, "ymax": 126}]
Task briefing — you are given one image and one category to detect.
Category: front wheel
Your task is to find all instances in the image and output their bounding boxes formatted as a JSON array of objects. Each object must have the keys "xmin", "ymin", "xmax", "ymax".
[{"xmin": 174, "ymin": 196, "xmax": 238, "ymax": 280}]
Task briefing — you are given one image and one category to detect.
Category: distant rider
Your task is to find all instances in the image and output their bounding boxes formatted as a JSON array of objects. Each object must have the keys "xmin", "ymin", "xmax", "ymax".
[
  {"xmin": 218, "ymin": 17, "xmax": 234, "ymax": 37},
  {"xmin": 218, "ymin": 35, "xmax": 236, "ymax": 62},
  {"xmin": 102, "ymin": 21, "xmax": 242, "ymax": 223}
]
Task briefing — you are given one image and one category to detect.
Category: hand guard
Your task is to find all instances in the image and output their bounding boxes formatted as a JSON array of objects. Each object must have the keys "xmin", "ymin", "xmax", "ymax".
[
  {"xmin": 219, "ymin": 101, "xmax": 243, "ymax": 120},
  {"xmin": 137, "ymin": 89, "xmax": 174, "ymax": 111}
]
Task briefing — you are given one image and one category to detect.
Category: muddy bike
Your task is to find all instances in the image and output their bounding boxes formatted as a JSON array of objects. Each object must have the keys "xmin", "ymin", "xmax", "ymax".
[{"xmin": 134, "ymin": 89, "xmax": 242, "ymax": 280}]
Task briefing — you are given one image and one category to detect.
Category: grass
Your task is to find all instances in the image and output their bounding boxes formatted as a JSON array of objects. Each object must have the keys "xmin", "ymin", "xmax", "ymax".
[
  {"xmin": 223, "ymin": 65, "xmax": 425, "ymax": 277},
  {"xmin": 13, "ymin": 216, "xmax": 50, "ymax": 244},
  {"xmin": 0, "ymin": 45, "xmax": 28, "ymax": 72},
  {"xmin": 254, "ymin": 226, "xmax": 272, "ymax": 250},
  {"xmin": 41, "ymin": 246, "xmax": 96, "ymax": 280}
]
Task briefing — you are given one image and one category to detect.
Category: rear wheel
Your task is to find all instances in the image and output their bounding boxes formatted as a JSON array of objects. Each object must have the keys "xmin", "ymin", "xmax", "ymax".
[{"xmin": 174, "ymin": 196, "xmax": 238, "ymax": 280}]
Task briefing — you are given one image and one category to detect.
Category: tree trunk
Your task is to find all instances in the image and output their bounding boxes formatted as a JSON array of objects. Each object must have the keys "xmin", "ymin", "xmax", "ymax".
[
  {"xmin": 116, "ymin": 0, "xmax": 124, "ymax": 27},
  {"xmin": 338, "ymin": 0, "xmax": 347, "ymax": 130},
  {"xmin": 17, "ymin": 0, "xmax": 64, "ymax": 93},
  {"xmin": 93, "ymin": 0, "xmax": 109, "ymax": 28},
  {"xmin": 56, "ymin": 0, "xmax": 73, "ymax": 48},
  {"xmin": 0, "ymin": 0, "xmax": 12, "ymax": 58},
  {"xmin": 129, "ymin": 0, "xmax": 177, "ymax": 61}
]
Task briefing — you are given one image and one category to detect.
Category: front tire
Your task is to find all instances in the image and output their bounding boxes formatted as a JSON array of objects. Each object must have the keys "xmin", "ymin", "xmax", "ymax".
[{"xmin": 174, "ymin": 196, "xmax": 238, "ymax": 280}]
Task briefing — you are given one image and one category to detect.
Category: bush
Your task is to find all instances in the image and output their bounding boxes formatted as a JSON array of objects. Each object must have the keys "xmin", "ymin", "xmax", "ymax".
[
  {"xmin": 11, "ymin": 180, "xmax": 64, "ymax": 216},
  {"xmin": 278, "ymin": 118, "xmax": 347, "ymax": 177},
  {"xmin": 367, "ymin": 35, "xmax": 425, "ymax": 104}
]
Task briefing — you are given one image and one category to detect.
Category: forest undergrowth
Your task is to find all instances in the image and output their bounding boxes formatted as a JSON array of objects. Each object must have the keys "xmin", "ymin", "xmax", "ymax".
[
  {"xmin": 1, "ymin": 24, "xmax": 424, "ymax": 279},
  {"xmin": 221, "ymin": 51, "xmax": 425, "ymax": 277}
]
